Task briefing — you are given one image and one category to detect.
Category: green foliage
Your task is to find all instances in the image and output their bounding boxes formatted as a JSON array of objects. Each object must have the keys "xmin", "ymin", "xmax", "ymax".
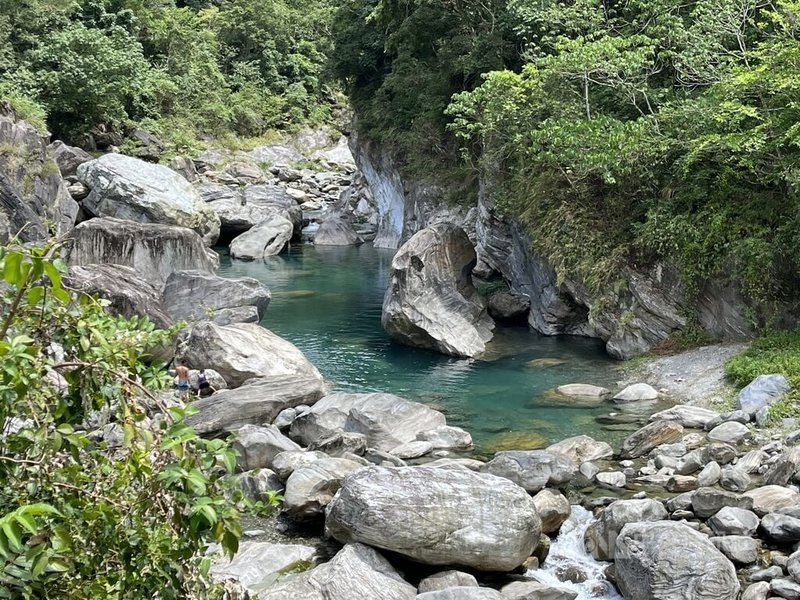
[
  {"xmin": 0, "ymin": 244, "xmax": 274, "ymax": 598},
  {"xmin": 0, "ymin": 0, "xmax": 336, "ymax": 147}
]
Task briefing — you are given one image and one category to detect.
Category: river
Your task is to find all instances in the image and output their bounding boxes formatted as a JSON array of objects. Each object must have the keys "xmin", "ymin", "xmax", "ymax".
[{"xmin": 218, "ymin": 243, "xmax": 643, "ymax": 456}]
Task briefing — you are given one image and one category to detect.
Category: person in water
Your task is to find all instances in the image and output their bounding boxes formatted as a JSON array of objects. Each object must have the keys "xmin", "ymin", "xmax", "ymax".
[{"xmin": 175, "ymin": 363, "xmax": 191, "ymax": 400}]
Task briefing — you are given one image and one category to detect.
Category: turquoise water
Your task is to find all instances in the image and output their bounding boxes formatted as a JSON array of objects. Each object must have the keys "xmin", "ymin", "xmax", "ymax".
[{"xmin": 218, "ymin": 244, "xmax": 635, "ymax": 455}]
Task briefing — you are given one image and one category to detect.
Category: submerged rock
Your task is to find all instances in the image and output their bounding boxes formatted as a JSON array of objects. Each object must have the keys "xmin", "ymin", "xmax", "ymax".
[
  {"xmin": 382, "ymin": 223, "xmax": 494, "ymax": 357},
  {"xmin": 325, "ymin": 466, "xmax": 541, "ymax": 571}
]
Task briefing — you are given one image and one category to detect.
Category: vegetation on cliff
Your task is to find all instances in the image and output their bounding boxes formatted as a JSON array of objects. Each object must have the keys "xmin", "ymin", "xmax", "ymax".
[
  {"xmin": 0, "ymin": 244, "xmax": 257, "ymax": 598},
  {"xmin": 334, "ymin": 0, "xmax": 800, "ymax": 321}
]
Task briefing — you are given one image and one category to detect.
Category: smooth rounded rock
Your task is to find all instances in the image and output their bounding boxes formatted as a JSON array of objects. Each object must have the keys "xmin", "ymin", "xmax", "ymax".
[
  {"xmin": 584, "ymin": 498, "xmax": 668, "ymax": 561},
  {"xmin": 533, "ymin": 489, "xmax": 571, "ymax": 534},
  {"xmin": 708, "ymin": 506, "xmax": 760, "ymax": 536},
  {"xmin": 482, "ymin": 450, "xmax": 576, "ymax": 493},
  {"xmin": 325, "ymin": 466, "xmax": 541, "ymax": 571},
  {"xmin": 708, "ymin": 421, "xmax": 752, "ymax": 445},
  {"xmin": 613, "ymin": 383, "xmax": 658, "ymax": 403},
  {"xmin": 417, "ymin": 571, "xmax": 479, "ymax": 593}
]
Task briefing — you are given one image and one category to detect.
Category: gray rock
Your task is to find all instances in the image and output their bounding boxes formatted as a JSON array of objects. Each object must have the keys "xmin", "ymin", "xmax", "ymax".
[
  {"xmin": 283, "ymin": 457, "xmax": 364, "ymax": 520},
  {"xmin": 665, "ymin": 475, "xmax": 697, "ymax": 492},
  {"xmin": 710, "ymin": 535, "xmax": 760, "ymax": 564},
  {"xmin": 771, "ymin": 578, "xmax": 800, "ymax": 600},
  {"xmin": 691, "ymin": 487, "xmax": 753, "ymax": 518},
  {"xmin": 741, "ymin": 582, "xmax": 770, "ymax": 600},
  {"xmin": 230, "ymin": 213, "xmax": 294, "ymax": 259},
  {"xmin": 210, "ymin": 541, "xmax": 317, "ymax": 595},
  {"xmin": 0, "ymin": 103, "xmax": 77, "ymax": 242},
  {"xmin": 258, "ymin": 543, "xmax": 415, "ymax": 600},
  {"xmin": 185, "ymin": 376, "xmax": 326, "ymax": 436},
  {"xmin": 708, "ymin": 506, "xmax": 760, "ymax": 536},
  {"xmin": 487, "ymin": 291, "xmax": 530, "ymax": 321},
  {"xmin": 416, "ymin": 425, "xmax": 473, "ymax": 451},
  {"xmin": 613, "ymin": 383, "xmax": 658, "ymax": 403},
  {"xmin": 721, "ymin": 409, "xmax": 751, "ymax": 424},
  {"xmin": 666, "ymin": 491, "xmax": 695, "ymax": 513},
  {"xmin": 416, "ymin": 588, "xmax": 503, "ymax": 600},
  {"xmin": 788, "ymin": 550, "xmax": 800, "ymax": 582},
  {"xmin": 615, "ymin": 521, "xmax": 739, "ymax": 600},
  {"xmin": 651, "ymin": 442, "xmax": 687, "ymax": 458},
  {"xmin": 579, "ymin": 461, "xmax": 601, "ymax": 481},
  {"xmin": 271, "ymin": 450, "xmax": 327, "ymax": 481},
  {"xmin": 314, "ymin": 211, "xmax": 363, "ymax": 246},
  {"xmin": 760, "ymin": 513, "xmax": 800, "ymax": 543},
  {"xmin": 64, "ymin": 218, "xmax": 218, "ymax": 290},
  {"xmin": 78, "ymin": 153, "xmax": 220, "ymax": 245},
  {"xmin": 751, "ymin": 566, "xmax": 784, "ymax": 582},
  {"xmin": 417, "ymin": 570, "xmax": 479, "ymax": 593},
  {"xmin": 708, "ymin": 421, "xmax": 752, "ymax": 445},
  {"xmin": 235, "ymin": 468, "xmax": 284, "ymax": 502},
  {"xmin": 482, "ymin": 450, "xmax": 576, "ymax": 493},
  {"xmin": 697, "ymin": 461, "xmax": 722, "ymax": 487},
  {"xmin": 737, "ymin": 449, "xmax": 766, "ymax": 473},
  {"xmin": 649, "ymin": 405, "xmax": 720, "ymax": 429},
  {"xmin": 232, "ymin": 424, "xmax": 302, "ymax": 471},
  {"xmin": 546, "ymin": 435, "xmax": 613, "ymax": 464},
  {"xmin": 176, "ymin": 321, "xmax": 323, "ymax": 388},
  {"xmin": 737, "ymin": 374, "xmax": 790, "ymax": 416},
  {"xmin": 764, "ymin": 447, "xmax": 800, "ymax": 486},
  {"xmin": 162, "ymin": 270, "xmax": 270, "ymax": 323},
  {"xmin": 676, "ymin": 448, "xmax": 705, "ymax": 475},
  {"xmin": 597, "ymin": 471, "xmax": 627, "ymax": 488},
  {"xmin": 308, "ymin": 432, "xmax": 368, "ymax": 458},
  {"xmin": 499, "ymin": 581, "xmax": 578, "ymax": 600},
  {"xmin": 49, "ymin": 140, "xmax": 93, "ymax": 178},
  {"xmin": 719, "ymin": 466, "xmax": 751, "ymax": 492},
  {"xmin": 744, "ymin": 485, "xmax": 800, "ymax": 516},
  {"xmin": 290, "ymin": 392, "xmax": 446, "ymax": 452},
  {"xmin": 584, "ymin": 498, "xmax": 669, "ymax": 561},
  {"xmin": 208, "ymin": 184, "xmax": 300, "ymax": 236},
  {"xmin": 168, "ymin": 156, "xmax": 198, "ymax": 183},
  {"xmin": 620, "ymin": 421, "xmax": 684, "ymax": 459},
  {"xmin": 382, "ymin": 223, "xmax": 494, "ymax": 358},
  {"xmin": 533, "ymin": 489, "xmax": 571, "ymax": 534},
  {"xmin": 390, "ymin": 440, "xmax": 433, "ymax": 459},
  {"xmin": 365, "ymin": 448, "xmax": 408, "ymax": 468},
  {"xmin": 326, "ymin": 466, "xmax": 541, "ymax": 571},
  {"xmin": 65, "ymin": 264, "xmax": 172, "ymax": 328},
  {"xmin": 272, "ymin": 407, "xmax": 297, "ymax": 430}
]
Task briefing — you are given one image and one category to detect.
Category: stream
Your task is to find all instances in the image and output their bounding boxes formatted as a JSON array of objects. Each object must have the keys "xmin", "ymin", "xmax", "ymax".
[{"xmin": 217, "ymin": 243, "xmax": 650, "ymax": 456}]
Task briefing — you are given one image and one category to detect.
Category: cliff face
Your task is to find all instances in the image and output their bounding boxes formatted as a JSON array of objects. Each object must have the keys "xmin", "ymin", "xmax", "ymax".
[
  {"xmin": 350, "ymin": 132, "xmax": 753, "ymax": 358},
  {"xmin": 0, "ymin": 102, "xmax": 78, "ymax": 243}
]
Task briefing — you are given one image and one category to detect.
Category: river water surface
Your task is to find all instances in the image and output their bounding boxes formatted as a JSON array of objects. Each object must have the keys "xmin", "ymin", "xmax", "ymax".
[{"xmin": 218, "ymin": 244, "xmax": 636, "ymax": 455}]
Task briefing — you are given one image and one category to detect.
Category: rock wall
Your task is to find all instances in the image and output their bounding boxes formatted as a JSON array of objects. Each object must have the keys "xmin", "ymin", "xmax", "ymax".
[
  {"xmin": 351, "ymin": 132, "xmax": 753, "ymax": 358},
  {"xmin": 0, "ymin": 102, "xmax": 77, "ymax": 242}
]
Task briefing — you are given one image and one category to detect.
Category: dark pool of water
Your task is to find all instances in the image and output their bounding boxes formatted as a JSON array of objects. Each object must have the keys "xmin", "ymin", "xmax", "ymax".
[{"xmin": 218, "ymin": 244, "xmax": 649, "ymax": 455}]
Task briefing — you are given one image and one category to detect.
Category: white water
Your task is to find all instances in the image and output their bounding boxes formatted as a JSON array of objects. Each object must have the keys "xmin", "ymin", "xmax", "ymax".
[{"xmin": 530, "ymin": 506, "xmax": 623, "ymax": 600}]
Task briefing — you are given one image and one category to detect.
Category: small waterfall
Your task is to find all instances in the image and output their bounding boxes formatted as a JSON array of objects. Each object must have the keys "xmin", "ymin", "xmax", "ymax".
[{"xmin": 530, "ymin": 505, "xmax": 623, "ymax": 600}]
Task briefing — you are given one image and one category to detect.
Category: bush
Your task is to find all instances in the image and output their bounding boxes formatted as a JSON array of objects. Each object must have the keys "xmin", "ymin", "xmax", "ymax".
[{"xmin": 0, "ymin": 244, "xmax": 257, "ymax": 598}]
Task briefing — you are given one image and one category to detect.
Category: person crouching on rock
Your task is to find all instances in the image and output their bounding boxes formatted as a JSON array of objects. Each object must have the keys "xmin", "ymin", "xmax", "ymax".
[
  {"xmin": 175, "ymin": 363, "xmax": 191, "ymax": 401},
  {"xmin": 196, "ymin": 368, "xmax": 216, "ymax": 398}
]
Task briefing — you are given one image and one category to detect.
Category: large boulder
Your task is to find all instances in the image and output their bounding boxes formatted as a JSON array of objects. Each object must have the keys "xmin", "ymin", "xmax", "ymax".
[
  {"xmin": 65, "ymin": 264, "xmax": 172, "ymax": 328},
  {"xmin": 584, "ymin": 498, "xmax": 669, "ymax": 561},
  {"xmin": 290, "ymin": 392, "xmax": 446, "ymax": 452},
  {"xmin": 615, "ymin": 521, "xmax": 739, "ymax": 600},
  {"xmin": 229, "ymin": 213, "xmax": 294, "ymax": 259},
  {"xmin": 620, "ymin": 420, "xmax": 684, "ymax": 459},
  {"xmin": 258, "ymin": 543, "xmax": 415, "ymax": 600},
  {"xmin": 325, "ymin": 466, "xmax": 541, "ymax": 571},
  {"xmin": 77, "ymin": 153, "xmax": 220, "ymax": 245},
  {"xmin": 207, "ymin": 184, "xmax": 301, "ymax": 236},
  {"xmin": 481, "ymin": 450, "xmax": 576, "ymax": 493},
  {"xmin": 382, "ymin": 223, "xmax": 495, "ymax": 358},
  {"xmin": 546, "ymin": 435, "xmax": 613, "ymax": 464},
  {"xmin": 737, "ymin": 374, "xmax": 790, "ymax": 416},
  {"xmin": 232, "ymin": 424, "xmax": 302, "ymax": 472},
  {"xmin": 161, "ymin": 270, "xmax": 270, "ymax": 323},
  {"xmin": 744, "ymin": 485, "xmax": 800, "ymax": 516},
  {"xmin": 314, "ymin": 211, "xmax": 363, "ymax": 246},
  {"xmin": 185, "ymin": 376, "xmax": 327, "ymax": 435},
  {"xmin": 175, "ymin": 321, "xmax": 323, "ymax": 388},
  {"xmin": 649, "ymin": 405, "xmax": 720, "ymax": 429},
  {"xmin": 0, "ymin": 102, "xmax": 78, "ymax": 242},
  {"xmin": 63, "ymin": 218, "xmax": 218, "ymax": 290}
]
